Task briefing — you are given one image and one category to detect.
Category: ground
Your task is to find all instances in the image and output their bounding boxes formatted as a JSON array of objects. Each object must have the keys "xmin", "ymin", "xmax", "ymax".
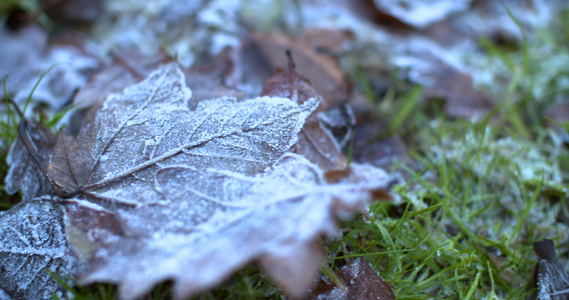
[{"xmin": 1, "ymin": 1, "xmax": 569, "ymax": 299}]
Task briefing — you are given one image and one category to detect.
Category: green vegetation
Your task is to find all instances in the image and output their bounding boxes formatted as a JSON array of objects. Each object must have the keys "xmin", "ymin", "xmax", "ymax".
[
  {"xmin": 3, "ymin": 7, "xmax": 569, "ymax": 300},
  {"xmin": 1, "ymin": 66, "xmax": 71, "ymax": 209}
]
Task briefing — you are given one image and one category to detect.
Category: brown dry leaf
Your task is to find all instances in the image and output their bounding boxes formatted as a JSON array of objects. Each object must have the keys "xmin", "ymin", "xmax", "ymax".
[
  {"xmin": 181, "ymin": 66, "xmax": 247, "ymax": 109},
  {"xmin": 5, "ymin": 120, "xmax": 56, "ymax": 201},
  {"xmin": 261, "ymin": 53, "xmax": 350, "ymax": 171},
  {"xmin": 423, "ymin": 63, "xmax": 496, "ymax": 120},
  {"xmin": 255, "ymin": 31, "xmax": 350, "ymax": 107},
  {"xmin": 308, "ymin": 257, "xmax": 395, "ymax": 300},
  {"xmin": 533, "ymin": 239, "xmax": 569, "ymax": 300},
  {"xmin": 5, "ymin": 63, "xmax": 391, "ymax": 299},
  {"xmin": 299, "ymin": 29, "xmax": 353, "ymax": 57}
]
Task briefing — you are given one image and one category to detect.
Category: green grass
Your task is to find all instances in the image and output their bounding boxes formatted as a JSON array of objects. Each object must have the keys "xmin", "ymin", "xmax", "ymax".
[
  {"xmin": 2, "ymin": 7, "xmax": 569, "ymax": 300},
  {"xmin": 0, "ymin": 66, "xmax": 72, "ymax": 210},
  {"xmin": 0, "ymin": 75, "xmax": 23, "ymax": 209}
]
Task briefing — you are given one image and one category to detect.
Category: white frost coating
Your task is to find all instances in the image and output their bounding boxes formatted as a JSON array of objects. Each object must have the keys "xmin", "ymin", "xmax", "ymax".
[
  {"xmin": 5, "ymin": 62, "xmax": 391, "ymax": 300},
  {"xmin": 88, "ymin": 0, "xmax": 242, "ymax": 67},
  {"xmin": 61, "ymin": 63, "xmax": 321, "ymax": 204},
  {"xmin": 25, "ymin": 58, "xmax": 394, "ymax": 300},
  {"xmin": 0, "ymin": 26, "xmax": 98, "ymax": 117},
  {"xmin": 76, "ymin": 154, "xmax": 390, "ymax": 299},
  {"xmin": 0, "ymin": 200, "xmax": 79, "ymax": 299},
  {"xmin": 373, "ymin": 0, "xmax": 472, "ymax": 28},
  {"xmin": 66, "ymin": 199, "xmax": 109, "ymax": 212}
]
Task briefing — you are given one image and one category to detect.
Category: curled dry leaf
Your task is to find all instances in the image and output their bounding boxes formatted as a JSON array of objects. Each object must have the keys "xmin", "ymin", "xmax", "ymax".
[
  {"xmin": 5, "ymin": 120, "xmax": 56, "ymax": 202},
  {"xmin": 533, "ymin": 239, "xmax": 569, "ymax": 300},
  {"xmin": 5, "ymin": 63, "xmax": 391, "ymax": 299},
  {"xmin": 308, "ymin": 257, "xmax": 395, "ymax": 300}
]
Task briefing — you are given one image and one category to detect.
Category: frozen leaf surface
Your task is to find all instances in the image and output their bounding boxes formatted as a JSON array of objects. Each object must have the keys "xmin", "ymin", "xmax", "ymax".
[
  {"xmin": 68, "ymin": 154, "xmax": 390, "ymax": 299},
  {"xmin": 5, "ymin": 62, "xmax": 391, "ymax": 299},
  {"xmin": 534, "ymin": 239, "xmax": 569, "ymax": 300},
  {"xmin": 0, "ymin": 199, "xmax": 81, "ymax": 300},
  {"xmin": 47, "ymin": 63, "xmax": 317, "ymax": 202}
]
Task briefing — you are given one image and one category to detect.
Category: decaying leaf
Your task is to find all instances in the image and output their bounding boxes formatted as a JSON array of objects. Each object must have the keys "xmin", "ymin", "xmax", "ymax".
[
  {"xmin": 5, "ymin": 63, "xmax": 391, "ymax": 299},
  {"xmin": 255, "ymin": 31, "xmax": 350, "ymax": 106},
  {"xmin": 261, "ymin": 52, "xmax": 351, "ymax": 171},
  {"xmin": 0, "ymin": 199, "xmax": 82, "ymax": 299},
  {"xmin": 308, "ymin": 257, "xmax": 395, "ymax": 300},
  {"xmin": 423, "ymin": 63, "xmax": 496, "ymax": 120},
  {"xmin": 46, "ymin": 63, "xmax": 316, "ymax": 200},
  {"xmin": 533, "ymin": 239, "xmax": 569, "ymax": 300},
  {"xmin": 5, "ymin": 120, "xmax": 56, "ymax": 202}
]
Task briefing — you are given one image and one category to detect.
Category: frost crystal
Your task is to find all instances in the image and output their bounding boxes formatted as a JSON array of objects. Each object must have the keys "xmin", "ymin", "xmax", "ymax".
[{"xmin": 4, "ymin": 63, "xmax": 391, "ymax": 299}]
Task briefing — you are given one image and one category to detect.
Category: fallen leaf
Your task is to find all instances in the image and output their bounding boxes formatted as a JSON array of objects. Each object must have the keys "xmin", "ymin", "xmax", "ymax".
[
  {"xmin": 299, "ymin": 29, "xmax": 353, "ymax": 57},
  {"xmin": 308, "ymin": 257, "xmax": 395, "ymax": 300},
  {"xmin": 255, "ymin": 31, "xmax": 350, "ymax": 107},
  {"xmin": 5, "ymin": 63, "xmax": 391, "ymax": 299},
  {"xmin": 181, "ymin": 66, "xmax": 247, "ymax": 109},
  {"xmin": 0, "ymin": 199, "xmax": 82, "ymax": 299},
  {"xmin": 423, "ymin": 63, "xmax": 496, "ymax": 120},
  {"xmin": 47, "ymin": 63, "xmax": 316, "ymax": 199},
  {"xmin": 261, "ymin": 52, "xmax": 350, "ymax": 170},
  {"xmin": 533, "ymin": 239, "xmax": 569, "ymax": 300},
  {"xmin": 5, "ymin": 119, "xmax": 56, "ymax": 202}
]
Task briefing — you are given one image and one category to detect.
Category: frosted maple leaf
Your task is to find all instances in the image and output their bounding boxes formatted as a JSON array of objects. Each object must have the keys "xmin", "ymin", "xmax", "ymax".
[{"xmin": 2, "ymin": 63, "xmax": 391, "ymax": 299}]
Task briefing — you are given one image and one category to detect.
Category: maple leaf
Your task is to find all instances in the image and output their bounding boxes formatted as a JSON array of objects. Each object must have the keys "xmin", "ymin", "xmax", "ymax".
[{"xmin": 4, "ymin": 63, "xmax": 391, "ymax": 299}]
